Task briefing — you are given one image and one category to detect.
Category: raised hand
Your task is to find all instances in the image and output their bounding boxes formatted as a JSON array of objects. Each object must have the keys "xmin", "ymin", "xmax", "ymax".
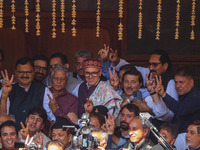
[
  {"xmin": 105, "ymin": 113, "xmax": 115, "ymax": 135},
  {"xmin": 155, "ymin": 75, "xmax": 166, "ymax": 98},
  {"xmin": 98, "ymin": 44, "xmax": 109, "ymax": 62},
  {"xmin": 47, "ymin": 94, "xmax": 58, "ymax": 113},
  {"xmin": 145, "ymin": 73, "xmax": 156, "ymax": 94},
  {"xmin": 109, "ymin": 67, "xmax": 119, "ymax": 90},
  {"xmin": 1, "ymin": 70, "xmax": 14, "ymax": 94},
  {"xmin": 35, "ymin": 132, "xmax": 44, "ymax": 148},
  {"xmin": 20, "ymin": 122, "xmax": 29, "ymax": 140},
  {"xmin": 84, "ymin": 98, "xmax": 94, "ymax": 113},
  {"xmin": 108, "ymin": 48, "xmax": 119, "ymax": 64},
  {"xmin": 67, "ymin": 112, "xmax": 78, "ymax": 125}
]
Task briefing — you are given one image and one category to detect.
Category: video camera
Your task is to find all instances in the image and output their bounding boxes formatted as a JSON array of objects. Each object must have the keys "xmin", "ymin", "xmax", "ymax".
[{"xmin": 63, "ymin": 113, "xmax": 99, "ymax": 150}]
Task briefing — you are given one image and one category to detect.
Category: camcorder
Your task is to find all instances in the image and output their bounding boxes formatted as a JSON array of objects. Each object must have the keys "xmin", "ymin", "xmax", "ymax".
[{"xmin": 63, "ymin": 113, "xmax": 99, "ymax": 150}]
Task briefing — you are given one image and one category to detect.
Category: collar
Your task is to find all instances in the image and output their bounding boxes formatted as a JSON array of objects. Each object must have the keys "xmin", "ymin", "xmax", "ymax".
[
  {"xmin": 18, "ymin": 83, "xmax": 32, "ymax": 92},
  {"xmin": 86, "ymin": 79, "xmax": 100, "ymax": 89}
]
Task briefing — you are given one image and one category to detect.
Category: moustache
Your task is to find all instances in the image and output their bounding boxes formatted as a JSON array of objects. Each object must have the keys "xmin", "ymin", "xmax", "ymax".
[
  {"xmin": 20, "ymin": 76, "xmax": 30, "ymax": 79},
  {"xmin": 120, "ymin": 121, "xmax": 129, "ymax": 130},
  {"xmin": 126, "ymin": 87, "xmax": 133, "ymax": 91},
  {"xmin": 35, "ymin": 72, "xmax": 45, "ymax": 76}
]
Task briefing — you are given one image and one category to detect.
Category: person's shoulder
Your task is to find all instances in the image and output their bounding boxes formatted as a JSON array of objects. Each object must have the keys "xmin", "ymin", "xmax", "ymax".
[{"xmin": 150, "ymin": 144, "xmax": 165, "ymax": 150}]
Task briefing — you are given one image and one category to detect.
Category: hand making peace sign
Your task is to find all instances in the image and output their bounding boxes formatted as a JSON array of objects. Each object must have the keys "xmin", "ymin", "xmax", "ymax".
[{"xmin": 47, "ymin": 94, "xmax": 58, "ymax": 113}]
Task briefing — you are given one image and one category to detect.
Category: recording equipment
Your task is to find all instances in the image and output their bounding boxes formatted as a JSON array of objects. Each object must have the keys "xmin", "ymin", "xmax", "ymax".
[
  {"xmin": 133, "ymin": 91, "xmax": 142, "ymax": 102},
  {"xmin": 139, "ymin": 112, "xmax": 176, "ymax": 150},
  {"xmin": 63, "ymin": 113, "xmax": 99, "ymax": 150}
]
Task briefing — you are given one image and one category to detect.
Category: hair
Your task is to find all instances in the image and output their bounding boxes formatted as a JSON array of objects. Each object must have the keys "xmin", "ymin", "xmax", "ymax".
[
  {"xmin": 90, "ymin": 113, "xmax": 105, "ymax": 127},
  {"xmin": 0, "ymin": 120, "xmax": 18, "ymax": 137},
  {"xmin": 119, "ymin": 64, "xmax": 136, "ymax": 72},
  {"xmin": 122, "ymin": 69, "xmax": 143, "ymax": 85},
  {"xmin": 49, "ymin": 52, "xmax": 68, "ymax": 65},
  {"xmin": 15, "ymin": 57, "xmax": 33, "ymax": 69},
  {"xmin": 0, "ymin": 113, "xmax": 16, "ymax": 122},
  {"xmin": 32, "ymin": 54, "xmax": 49, "ymax": 66},
  {"xmin": 26, "ymin": 107, "xmax": 47, "ymax": 123},
  {"xmin": 51, "ymin": 64, "xmax": 68, "ymax": 78},
  {"xmin": 92, "ymin": 128, "xmax": 108, "ymax": 145},
  {"xmin": 75, "ymin": 50, "xmax": 94, "ymax": 59},
  {"xmin": 120, "ymin": 104, "xmax": 140, "ymax": 117},
  {"xmin": 151, "ymin": 49, "xmax": 172, "ymax": 71},
  {"xmin": 189, "ymin": 119, "xmax": 200, "ymax": 126},
  {"xmin": 160, "ymin": 123, "xmax": 179, "ymax": 140},
  {"xmin": 51, "ymin": 117, "xmax": 74, "ymax": 135},
  {"xmin": 47, "ymin": 140, "xmax": 64, "ymax": 150},
  {"xmin": 0, "ymin": 48, "xmax": 4, "ymax": 62},
  {"xmin": 175, "ymin": 66, "xmax": 194, "ymax": 80}
]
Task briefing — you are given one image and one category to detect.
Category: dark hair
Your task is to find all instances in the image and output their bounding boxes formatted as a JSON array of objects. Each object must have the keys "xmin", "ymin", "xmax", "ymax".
[
  {"xmin": 0, "ymin": 48, "xmax": 4, "ymax": 62},
  {"xmin": 122, "ymin": 69, "xmax": 143, "ymax": 84},
  {"xmin": 160, "ymin": 123, "xmax": 179, "ymax": 139},
  {"xmin": 49, "ymin": 53, "xmax": 68, "ymax": 65},
  {"xmin": 75, "ymin": 50, "xmax": 94, "ymax": 59},
  {"xmin": 120, "ymin": 104, "xmax": 140, "ymax": 117},
  {"xmin": 189, "ymin": 119, "xmax": 200, "ymax": 126},
  {"xmin": 15, "ymin": 57, "xmax": 33, "ymax": 69},
  {"xmin": 51, "ymin": 117, "xmax": 74, "ymax": 135},
  {"xmin": 151, "ymin": 49, "xmax": 172, "ymax": 71},
  {"xmin": 119, "ymin": 64, "xmax": 136, "ymax": 72},
  {"xmin": 90, "ymin": 113, "xmax": 105, "ymax": 127},
  {"xmin": 32, "ymin": 54, "xmax": 49, "ymax": 66},
  {"xmin": 175, "ymin": 66, "xmax": 194, "ymax": 80},
  {"xmin": 26, "ymin": 107, "xmax": 47, "ymax": 123},
  {"xmin": 0, "ymin": 120, "xmax": 18, "ymax": 137}
]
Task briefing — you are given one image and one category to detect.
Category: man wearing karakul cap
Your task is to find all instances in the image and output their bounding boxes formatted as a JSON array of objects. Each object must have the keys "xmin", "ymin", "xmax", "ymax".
[{"xmin": 72, "ymin": 58, "xmax": 122, "ymax": 119}]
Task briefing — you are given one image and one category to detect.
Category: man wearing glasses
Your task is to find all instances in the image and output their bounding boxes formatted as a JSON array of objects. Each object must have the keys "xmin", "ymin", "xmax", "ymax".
[
  {"xmin": 72, "ymin": 58, "xmax": 122, "ymax": 119},
  {"xmin": 32, "ymin": 55, "xmax": 48, "ymax": 83}
]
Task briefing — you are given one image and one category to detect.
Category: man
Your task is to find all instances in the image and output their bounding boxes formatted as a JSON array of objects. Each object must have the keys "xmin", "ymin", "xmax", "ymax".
[
  {"xmin": 125, "ymin": 117, "xmax": 154, "ymax": 150},
  {"xmin": 0, "ymin": 120, "xmax": 19, "ymax": 150},
  {"xmin": 51, "ymin": 117, "xmax": 74, "ymax": 150},
  {"xmin": 44, "ymin": 65, "xmax": 78, "ymax": 123},
  {"xmin": 44, "ymin": 52, "xmax": 79, "ymax": 94},
  {"xmin": 0, "ymin": 114, "xmax": 15, "ymax": 125},
  {"xmin": 0, "ymin": 57, "xmax": 53, "ymax": 127},
  {"xmin": 90, "ymin": 113, "xmax": 106, "ymax": 130},
  {"xmin": 47, "ymin": 140, "xmax": 64, "ymax": 150},
  {"xmin": 32, "ymin": 55, "xmax": 48, "ymax": 83},
  {"xmin": 19, "ymin": 107, "xmax": 50, "ymax": 147},
  {"xmin": 72, "ymin": 58, "xmax": 122, "ymax": 119},
  {"xmin": 73, "ymin": 50, "xmax": 94, "ymax": 83},
  {"xmin": 156, "ymin": 66, "xmax": 200, "ymax": 133},
  {"xmin": 91, "ymin": 129, "xmax": 108, "ymax": 150},
  {"xmin": 150, "ymin": 123, "xmax": 178, "ymax": 149},
  {"xmin": 186, "ymin": 119, "xmax": 200, "ymax": 150}
]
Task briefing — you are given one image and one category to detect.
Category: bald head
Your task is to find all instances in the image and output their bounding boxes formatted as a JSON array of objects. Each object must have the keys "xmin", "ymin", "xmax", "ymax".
[{"xmin": 0, "ymin": 114, "xmax": 14, "ymax": 125}]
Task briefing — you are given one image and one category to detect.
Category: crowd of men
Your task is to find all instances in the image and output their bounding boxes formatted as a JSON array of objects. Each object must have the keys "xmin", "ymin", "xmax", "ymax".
[{"xmin": 0, "ymin": 45, "xmax": 200, "ymax": 150}]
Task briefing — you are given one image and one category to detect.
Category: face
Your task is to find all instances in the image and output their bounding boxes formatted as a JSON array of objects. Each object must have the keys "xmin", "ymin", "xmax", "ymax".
[
  {"xmin": 0, "ymin": 115, "xmax": 12, "ymax": 125},
  {"xmin": 158, "ymin": 129, "xmax": 175, "ymax": 146},
  {"xmin": 186, "ymin": 125, "xmax": 200, "ymax": 149},
  {"xmin": 52, "ymin": 129, "xmax": 72, "ymax": 149},
  {"xmin": 120, "ymin": 108, "xmax": 136, "ymax": 131},
  {"xmin": 34, "ymin": 60, "xmax": 48, "ymax": 82},
  {"xmin": 175, "ymin": 76, "xmax": 194, "ymax": 96},
  {"xmin": 129, "ymin": 119, "xmax": 148, "ymax": 145},
  {"xmin": 91, "ymin": 131, "xmax": 107, "ymax": 149},
  {"xmin": 49, "ymin": 57, "xmax": 63, "ymax": 73},
  {"xmin": 15, "ymin": 63, "xmax": 34, "ymax": 88},
  {"xmin": 48, "ymin": 145, "xmax": 63, "ymax": 150},
  {"xmin": 148, "ymin": 54, "xmax": 167, "ymax": 76},
  {"xmin": 123, "ymin": 74, "xmax": 142, "ymax": 96},
  {"xmin": 84, "ymin": 67, "xmax": 101, "ymax": 86},
  {"xmin": 90, "ymin": 116, "xmax": 101, "ymax": 129},
  {"xmin": 25, "ymin": 114, "xmax": 44, "ymax": 135},
  {"xmin": 52, "ymin": 70, "xmax": 67, "ymax": 92},
  {"xmin": 75, "ymin": 57, "xmax": 87, "ymax": 76},
  {"xmin": 0, "ymin": 126, "xmax": 17, "ymax": 150}
]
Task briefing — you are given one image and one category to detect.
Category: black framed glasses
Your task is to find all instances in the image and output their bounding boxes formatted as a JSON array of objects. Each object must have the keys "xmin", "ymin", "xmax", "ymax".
[
  {"xmin": 147, "ymin": 62, "xmax": 161, "ymax": 68},
  {"xmin": 84, "ymin": 70, "xmax": 100, "ymax": 77},
  {"xmin": 34, "ymin": 65, "xmax": 48, "ymax": 71},
  {"xmin": 17, "ymin": 71, "xmax": 33, "ymax": 74}
]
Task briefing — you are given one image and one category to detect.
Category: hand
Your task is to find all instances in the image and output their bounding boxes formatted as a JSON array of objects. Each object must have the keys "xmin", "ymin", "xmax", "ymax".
[
  {"xmin": 132, "ymin": 99, "xmax": 152, "ymax": 113},
  {"xmin": 35, "ymin": 132, "xmax": 44, "ymax": 148},
  {"xmin": 47, "ymin": 94, "xmax": 58, "ymax": 113},
  {"xmin": 109, "ymin": 67, "xmax": 119, "ymax": 90},
  {"xmin": 98, "ymin": 44, "xmax": 109, "ymax": 62},
  {"xmin": 108, "ymin": 48, "xmax": 120, "ymax": 65},
  {"xmin": 105, "ymin": 113, "xmax": 115, "ymax": 135},
  {"xmin": 145, "ymin": 73, "xmax": 156, "ymax": 94},
  {"xmin": 20, "ymin": 122, "xmax": 29, "ymax": 140},
  {"xmin": 155, "ymin": 75, "xmax": 166, "ymax": 98},
  {"xmin": 1, "ymin": 70, "xmax": 14, "ymax": 95},
  {"xmin": 67, "ymin": 112, "xmax": 78, "ymax": 125},
  {"xmin": 84, "ymin": 98, "xmax": 94, "ymax": 113}
]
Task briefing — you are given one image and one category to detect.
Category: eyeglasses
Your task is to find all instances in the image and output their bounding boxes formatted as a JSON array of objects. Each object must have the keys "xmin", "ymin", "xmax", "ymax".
[
  {"xmin": 34, "ymin": 65, "xmax": 48, "ymax": 71},
  {"xmin": 147, "ymin": 62, "xmax": 161, "ymax": 68},
  {"xmin": 53, "ymin": 77, "xmax": 67, "ymax": 82},
  {"xmin": 17, "ymin": 71, "xmax": 33, "ymax": 75},
  {"xmin": 84, "ymin": 70, "xmax": 100, "ymax": 77}
]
